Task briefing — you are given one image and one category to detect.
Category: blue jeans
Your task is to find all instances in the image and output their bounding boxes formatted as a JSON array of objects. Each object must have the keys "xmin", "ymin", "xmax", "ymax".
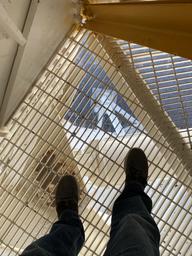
[{"xmin": 21, "ymin": 182, "xmax": 160, "ymax": 256}]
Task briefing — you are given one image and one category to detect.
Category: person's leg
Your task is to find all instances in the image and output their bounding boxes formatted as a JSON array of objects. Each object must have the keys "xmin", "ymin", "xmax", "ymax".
[
  {"xmin": 104, "ymin": 148, "xmax": 160, "ymax": 256},
  {"xmin": 21, "ymin": 176, "xmax": 85, "ymax": 256}
]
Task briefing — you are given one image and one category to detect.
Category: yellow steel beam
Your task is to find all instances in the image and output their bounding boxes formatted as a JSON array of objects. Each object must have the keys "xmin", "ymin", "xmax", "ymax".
[{"xmin": 83, "ymin": 1, "xmax": 192, "ymax": 59}]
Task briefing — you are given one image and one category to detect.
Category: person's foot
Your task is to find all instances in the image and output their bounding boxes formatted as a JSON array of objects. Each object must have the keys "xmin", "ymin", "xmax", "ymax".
[
  {"xmin": 124, "ymin": 148, "xmax": 148, "ymax": 188},
  {"xmin": 55, "ymin": 175, "xmax": 80, "ymax": 218}
]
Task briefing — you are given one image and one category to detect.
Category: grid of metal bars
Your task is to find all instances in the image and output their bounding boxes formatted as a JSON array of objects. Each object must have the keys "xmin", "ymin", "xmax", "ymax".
[
  {"xmin": 0, "ymin": 27, "xmax": 191, "ymax": 256},
  {"xmin": 117, "ymin": 41, "xmax": 192, "ymax": 148}
]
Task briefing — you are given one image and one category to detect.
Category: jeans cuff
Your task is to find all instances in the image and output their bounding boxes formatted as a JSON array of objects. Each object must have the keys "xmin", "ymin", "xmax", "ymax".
[{"xmin": 114, "ymin": 182, "xmax": 152, "ymax": 214}]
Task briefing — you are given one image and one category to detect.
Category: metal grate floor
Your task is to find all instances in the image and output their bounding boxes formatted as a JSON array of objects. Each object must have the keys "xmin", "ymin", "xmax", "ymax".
[{"xmin": 0, "ymin": 27, "xmax": 192, "ymax": 256}]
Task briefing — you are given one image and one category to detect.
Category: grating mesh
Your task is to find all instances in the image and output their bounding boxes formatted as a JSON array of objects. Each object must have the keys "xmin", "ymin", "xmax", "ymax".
[
  {"xmin": 0, "ymin": 27, "xmax": 192, "ymax": 256},
  {"xmin": 117, "ymin": 41, "xmax": 192, "ymax": 149}
]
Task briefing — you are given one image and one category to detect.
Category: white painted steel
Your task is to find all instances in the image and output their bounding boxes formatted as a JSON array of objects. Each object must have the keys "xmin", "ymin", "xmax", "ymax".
[{"xmin": 0, "ymin": 3, "xmax": 26, "ymax": 46}]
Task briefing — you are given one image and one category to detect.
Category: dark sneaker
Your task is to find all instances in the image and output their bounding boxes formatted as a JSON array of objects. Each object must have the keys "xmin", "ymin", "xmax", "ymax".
[
  {"xmin": 55, "ymin": 175, "xmax": 80, "ymax": 217},
  {"xmin": 124, "ymin": 148, "xmax": 148, "ymax": 188}
]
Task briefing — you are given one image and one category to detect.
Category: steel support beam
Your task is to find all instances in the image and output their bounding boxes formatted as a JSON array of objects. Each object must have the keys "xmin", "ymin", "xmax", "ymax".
[
  {"xmin": 0, "ymin": 3, "xmax": 26, "ymax": 46},
  {"xmin": 97, "ymin": 36, "xmax": 192, "ymax": 176},
  {"xmin": 83, "ymin": 1, "xmax": 192, "ymax": 59},
  {"xmin": 0, "ymin": 0, "xmax": 39, "ymax": 127}
]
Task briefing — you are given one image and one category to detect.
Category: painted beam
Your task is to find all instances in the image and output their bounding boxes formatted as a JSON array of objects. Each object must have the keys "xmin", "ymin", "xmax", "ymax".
[
  {"xmin": 0, "ymin": 3, "xmax": 26, "ymax": 46},
  {"xmin": 0, "ymin": 0, "xmax": 39, "ymax": 127},
  {"xmin": 83, "ymin": 2, "xmax": 192, "ymax": 59}
]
